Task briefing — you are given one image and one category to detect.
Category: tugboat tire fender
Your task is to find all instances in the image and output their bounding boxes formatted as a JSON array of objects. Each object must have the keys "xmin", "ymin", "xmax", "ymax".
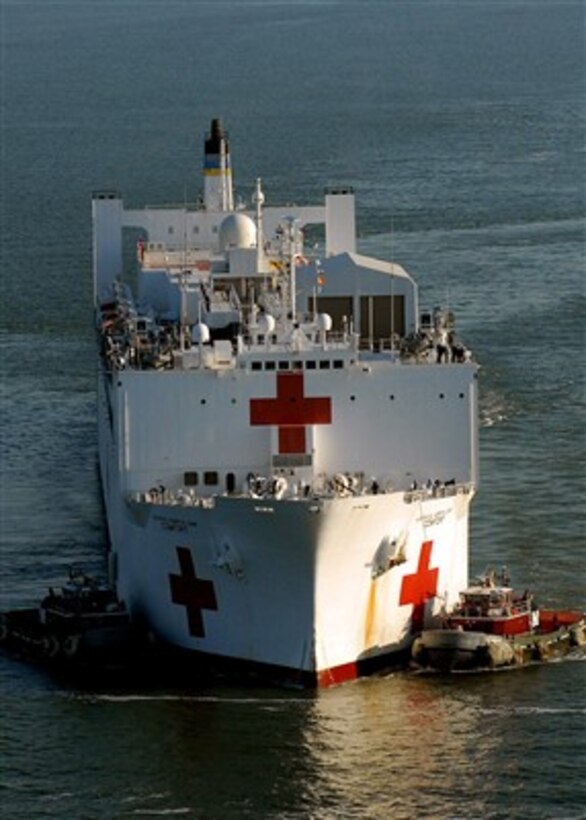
[
  {"xmin": 40, "ymin": 634, "xmax": 60, "ymax": 659},
  {"xmin": 486, "ymin": 638, "xmax": 514, "ymax": 668},
  {"xmin": 569, "ymin": 623, "xmax": 586, "ymax": 647},
  {"xmin": 62, "ymin": 634, "xmax": 82, "ymax": 658},
  {"xmin": 536, "ymin": 640, "xmax": 551, "ymax": 662},
  {"xmin": 0, "ymin": 614, "xmax": 8, "ymax": 642}
]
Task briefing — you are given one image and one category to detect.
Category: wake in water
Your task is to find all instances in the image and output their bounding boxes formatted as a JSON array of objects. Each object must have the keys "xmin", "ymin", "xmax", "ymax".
[
  {"xmin": 479, "ymin": 388, "xmax": 512, "ymax": 427},
  {"xmin": 479, "ymin": 704, "xmax": 586, "ymax": 716},
  {"xmin": 66, "ymin": 692, "xmax": 310, "ymax": 705}
]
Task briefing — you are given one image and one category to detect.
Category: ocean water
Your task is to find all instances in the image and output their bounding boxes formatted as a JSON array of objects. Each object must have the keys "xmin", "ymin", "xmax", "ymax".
[{"xmin": 1, "ymin": 1, "xmax": 585, "ymax": 818}]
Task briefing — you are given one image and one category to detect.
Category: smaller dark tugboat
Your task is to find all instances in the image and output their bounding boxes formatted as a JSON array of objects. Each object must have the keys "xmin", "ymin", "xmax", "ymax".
[
  {"xmin": 412, "ymin": 569, "xmax": 586, "ymax": 672},
  {"xmin": 0, "ymin": 566, "xmax": 134, "ymax": 663}
]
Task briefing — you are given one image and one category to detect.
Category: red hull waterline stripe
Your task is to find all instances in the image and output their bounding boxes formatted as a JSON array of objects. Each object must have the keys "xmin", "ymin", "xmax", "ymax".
[
  {"xmin": 150, "ymin": 643, "xmax": 408, "ymax": 688},
  {"xmin": 317, "ymin": 660, "xmax": 359, "ymax": 688},
  {"xmin": 317, "ymin": 645, "xmax": 412, "ymax": 687}
]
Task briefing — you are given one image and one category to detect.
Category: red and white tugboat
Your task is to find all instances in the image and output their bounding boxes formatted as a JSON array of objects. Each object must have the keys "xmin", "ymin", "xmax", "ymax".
[{"xmin": 411, "ymin": 569, "xmax": 586, "ymax": 671}]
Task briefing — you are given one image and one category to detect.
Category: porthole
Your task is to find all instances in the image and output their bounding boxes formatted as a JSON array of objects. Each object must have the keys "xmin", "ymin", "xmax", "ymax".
[
  {"xmin": 200, "ymin": 398, "xmax": 207, "ymax": 405},
  {"xmin": 439, "ymin": 393, "xmax": 445, "ymax": 399},
  {"xmin": 389, "ymin": 395, "xmax": 395, "ymax": 401},
  {"xmin": 459, "ymin": 393, "xmax": 465, "ymax": 399},
  {"xmin": 350, "ymin": 395, "xmax": 356, "ymax": 402}
]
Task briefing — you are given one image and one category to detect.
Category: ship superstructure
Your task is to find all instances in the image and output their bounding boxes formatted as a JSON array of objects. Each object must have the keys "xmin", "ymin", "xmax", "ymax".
[{"xmin": 92, "ymin": 119, "xmax": 478, "ymax": 686}]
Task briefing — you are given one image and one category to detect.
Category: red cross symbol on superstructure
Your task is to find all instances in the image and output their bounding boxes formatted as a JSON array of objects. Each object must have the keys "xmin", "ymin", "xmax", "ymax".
[
  {"xmin": 249, "ymin": 372, "xmax": 332, "ymax": 454},
  {"xmin": 169, "ymin": 547, "xmax": 218, "ymax": 638},
  {"xmin": 399, "ymin": 540, "xmax": 439, "ymax": 632}
]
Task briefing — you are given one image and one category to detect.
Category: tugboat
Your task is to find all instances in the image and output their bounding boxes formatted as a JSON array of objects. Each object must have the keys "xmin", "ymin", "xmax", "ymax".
[
  {"xmin": 411, "ymin": 569, "xmax": 586, "ymax": 671},
  {"xmin": 0, "ymin": 566, "xmax": 134, "ymax": 663}
]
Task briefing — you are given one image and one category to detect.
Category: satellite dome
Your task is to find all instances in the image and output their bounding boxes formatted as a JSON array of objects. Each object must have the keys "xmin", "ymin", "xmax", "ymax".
[
  {"xmin": 258, "ymin": 313, "xmax": 276, "ymax": 336},
  {"xmin": 316, "ymin": 313, "xmax": 333, "ymax": 332},
  {"xmin": 191, "ymin": 322, "xmax": 211, "ymax": 344},
  {"xmin": 219, "ymin": 213, "xmax": 257, "ymax": 251}
]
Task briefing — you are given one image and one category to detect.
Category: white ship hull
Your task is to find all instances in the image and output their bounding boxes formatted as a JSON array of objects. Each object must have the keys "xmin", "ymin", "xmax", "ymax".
[{"xmin": 103, "ymin": 458, "xmax": 472, "ymax": 685}]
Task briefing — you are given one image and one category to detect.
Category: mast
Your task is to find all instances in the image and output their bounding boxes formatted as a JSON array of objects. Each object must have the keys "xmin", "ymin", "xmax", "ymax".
[
  {"xmin": 252, "ymin": 178, "xmax": 265, "ymax": 275},
  {"xmin": 287, "ymin": 217, "xmax": 298, "ymax": 322}
]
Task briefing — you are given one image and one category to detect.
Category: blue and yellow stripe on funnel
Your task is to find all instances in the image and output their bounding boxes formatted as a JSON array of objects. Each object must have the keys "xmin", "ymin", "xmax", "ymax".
[{"xmin": 204, "ymin": 155, "xmax": 231, "ymax": 176}]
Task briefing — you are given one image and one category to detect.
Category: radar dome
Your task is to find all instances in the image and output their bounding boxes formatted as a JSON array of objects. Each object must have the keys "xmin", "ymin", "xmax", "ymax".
[
  {"xmin": 258, "ymin": 313, "xmax": 276, "ymax": 336},
  {"xmin": 191, "ymin": 322, "xmax": 211, "ymax": 344},
  {"xmin": 316, "ymin": 313, "xmax": 333, "ymax": 332},
  {"xmin": 219, "ymin": 213, "xmax": 257, "ymax": 251}
]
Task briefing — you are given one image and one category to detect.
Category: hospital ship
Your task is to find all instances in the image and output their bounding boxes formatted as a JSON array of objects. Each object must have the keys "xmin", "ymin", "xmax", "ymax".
[{"xmin": 92, "ymin": 119, "xmax": 478, "ymax": 686}]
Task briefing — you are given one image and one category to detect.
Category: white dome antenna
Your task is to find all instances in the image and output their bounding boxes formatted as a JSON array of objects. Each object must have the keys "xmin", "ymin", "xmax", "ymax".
[
  {"xmin": 191, "ymin": 322, "xmax": 210, "ymax": 344},
  {"xmin": 219, "ymin": 213, "xmax": 257, "ymax": 251},
  {"xmin": 257, "ymin": 312, "xmax": 275, "ymax": 339}
]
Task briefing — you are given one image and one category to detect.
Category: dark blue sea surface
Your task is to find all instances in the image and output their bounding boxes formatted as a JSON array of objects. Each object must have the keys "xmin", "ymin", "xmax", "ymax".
[{"xmin": 1, "ymin": 1, "xmax": 584, "ymax": 817}]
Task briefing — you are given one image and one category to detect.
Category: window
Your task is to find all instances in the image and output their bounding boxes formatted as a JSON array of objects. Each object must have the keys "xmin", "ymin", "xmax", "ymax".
[
  {"xmin": 333, "ymin": 360, "xmax": 344, "ymax": 369},
  {"xmin": 306, "ymin": 360, "xmax": 316, "ymax": 370},
  {"xmin": 319, "ymin": 360, "xmax": 330, "ymax": 370},
  {"xmin": 265, "ymin": 361, "xmax": 276, "ymax": 370},
  {"xmin": 278, "ymin": 361, "xmax": 290, "ymax": 370},
  {"xmin": 251, "ymin": 361, "xmax": 262, "ymax": 371},
  {"xmin": 204, "ymin": 471, "xmax": 218, "ymax": 486},
  {"xmin": 184, "ymin": 471, "xmax": 198, "ymax": 486}
]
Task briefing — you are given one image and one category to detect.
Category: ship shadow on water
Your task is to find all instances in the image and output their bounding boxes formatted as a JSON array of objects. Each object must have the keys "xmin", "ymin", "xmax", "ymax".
[{"xmin": 2, "ymin": 634, "xmax": 584, "ymax": 818}]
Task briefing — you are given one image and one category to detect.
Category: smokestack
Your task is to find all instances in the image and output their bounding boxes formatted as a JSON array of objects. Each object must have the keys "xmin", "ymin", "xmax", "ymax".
[{"xmin": 203, "ymin": 118, "xmax": 234, "ymax": 212}]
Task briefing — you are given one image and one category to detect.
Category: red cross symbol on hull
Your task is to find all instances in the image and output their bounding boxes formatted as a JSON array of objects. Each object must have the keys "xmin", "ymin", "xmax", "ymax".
[
  {"xmin": 399, "ymin": 540, "xmax": 439, "ymax": 633},
  {"xmin": 169, "ymin": 547, "xmax": 218, "ymax": 638},
  {"xmin": 250, "ymin": 371, "xmax": 332, "ymax": 454}
]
